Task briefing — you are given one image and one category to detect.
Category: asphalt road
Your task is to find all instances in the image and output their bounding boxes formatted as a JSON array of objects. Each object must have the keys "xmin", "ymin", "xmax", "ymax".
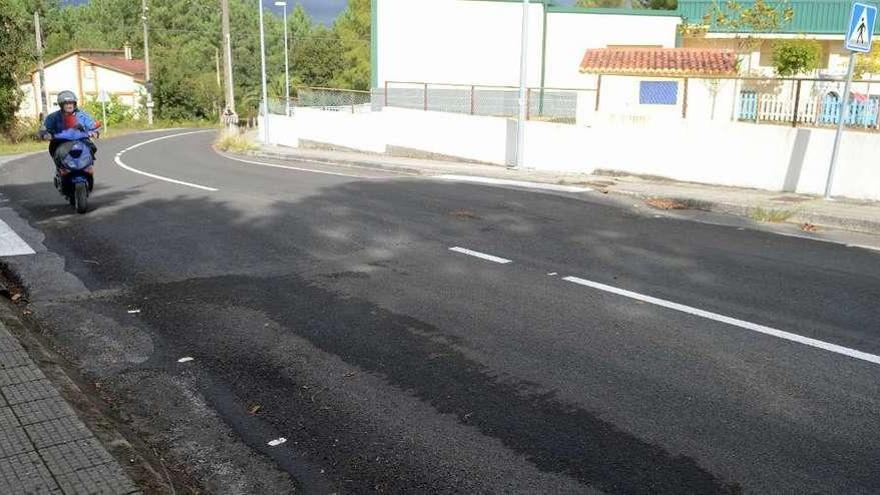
[{"xmin": 1, "ymin": 130, "xmax": 879, "ymax": 494}]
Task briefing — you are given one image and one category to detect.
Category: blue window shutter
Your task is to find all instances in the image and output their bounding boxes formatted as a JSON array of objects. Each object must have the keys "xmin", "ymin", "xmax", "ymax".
[{"xmin": 639, "ymin": 81, "xmax": 679, "ymax": 105}]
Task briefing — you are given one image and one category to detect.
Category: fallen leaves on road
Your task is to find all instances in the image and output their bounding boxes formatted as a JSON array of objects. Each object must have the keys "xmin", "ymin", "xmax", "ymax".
[
  {"xmin": 801, "ymin": 223, "xmax": 818, "ymax": 233},
  {"xmin": 646, "ymin": 198, "xmax": 688, "ymax": 210}
]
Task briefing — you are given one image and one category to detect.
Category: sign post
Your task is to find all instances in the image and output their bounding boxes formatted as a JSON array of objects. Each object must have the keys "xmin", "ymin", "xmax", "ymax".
[
  {"xmin": 826, "ymin": 2, "xmax": 877, "ymax": 199},
  {"xmin": 98, "ymin": 90, "xmax": 110, "ymax": 134}
]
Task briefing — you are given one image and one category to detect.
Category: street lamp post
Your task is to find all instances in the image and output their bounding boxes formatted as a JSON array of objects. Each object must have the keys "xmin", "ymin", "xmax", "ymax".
[
  {"xmin": 274, "ymin": 1, "xmax": 291, "ymax": 117},
  {"xmin": 258, "ymin": 0, "xmax": 270, "ymax": 143},
  {"xmin": 514, "ymin": 0, "xmax": 530, "ymax": 169}
]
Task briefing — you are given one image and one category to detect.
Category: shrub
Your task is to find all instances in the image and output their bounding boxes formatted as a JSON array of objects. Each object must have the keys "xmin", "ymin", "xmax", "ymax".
[{"xmin": 772, "ymin": 39, "xmax": 822, "ymax": 77}]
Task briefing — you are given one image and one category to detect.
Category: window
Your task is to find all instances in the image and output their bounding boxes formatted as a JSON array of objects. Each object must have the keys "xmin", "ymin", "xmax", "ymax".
[{"xmin": 639, "ymin": 81, "xmax": 678, "ymax": 105}]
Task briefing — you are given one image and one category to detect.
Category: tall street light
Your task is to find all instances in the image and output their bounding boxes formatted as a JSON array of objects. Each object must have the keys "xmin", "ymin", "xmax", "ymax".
[
  {"xmin": 514, "ymin": 0, "xmax": 530, "ymax": 169},
  {"xmin": 274, "ymin": 1, "xmax": 291, "ymax": 116},
  {"xmin": 258, "ymin": 0, "xmax": 270, "ymax": 143}
]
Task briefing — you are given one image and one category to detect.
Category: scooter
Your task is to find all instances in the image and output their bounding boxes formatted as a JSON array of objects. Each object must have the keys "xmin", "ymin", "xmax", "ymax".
[{"xmin": 50, "ymin": 126, "xmax": 99, "ymax": 214}]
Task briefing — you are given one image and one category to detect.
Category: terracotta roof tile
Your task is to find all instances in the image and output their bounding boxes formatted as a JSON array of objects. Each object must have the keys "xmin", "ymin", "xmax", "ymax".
[
  {"xmin": 579, "ymin": 48, "xmax": 738, "ymax": 76},
  {"xmin": 82, "ymin": 56, "xmax": 147, "ymax": 81}
]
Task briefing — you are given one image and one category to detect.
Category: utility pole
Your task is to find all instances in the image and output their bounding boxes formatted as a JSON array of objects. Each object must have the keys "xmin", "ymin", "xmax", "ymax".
[
  {"xmin": 33, "ymin": 11, "xmax": 48, "ymax": 118},
  {"xmin": 514, "ymin": 0, "xmax": 530, "ymax": 169},
  {"xmin": 258, "ymin": 0, "xmax": 270, "ymax": 143},
  {"xmin": 141, "ymin": 0, "xmax": 154, "ymax": 125},
  {"xmin": 221, "ymin": 0, "xmax": 237, "ymax": 129}
]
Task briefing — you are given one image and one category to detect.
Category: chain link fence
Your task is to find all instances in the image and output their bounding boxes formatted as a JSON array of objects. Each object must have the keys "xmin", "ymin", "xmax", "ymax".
[
  {"xmin": 269, "ymin": 87, "xmax": 372, "ymax": 115},
  {"xmin": 383, "ymin": 82, "xmax": 581, "ymax": 124}
]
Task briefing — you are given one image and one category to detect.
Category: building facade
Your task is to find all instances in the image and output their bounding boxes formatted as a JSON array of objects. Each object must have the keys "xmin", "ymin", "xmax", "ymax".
[{"xmin": 18, "ymin": 48, "xmax": 146, "ymax": 118}]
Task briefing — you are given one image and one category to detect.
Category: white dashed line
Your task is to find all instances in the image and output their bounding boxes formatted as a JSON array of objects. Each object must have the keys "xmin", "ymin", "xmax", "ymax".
[
  {"xmin": 562, "ymin": 275, "xmax": 880, "ymax": 366},
  {"xmin": 0, "ymin": 219, "xmax": 35, "ymax": 257},
  {"xmin": 449, "ymin": 247, "xmax": 512, "ymax": 264},
  {"xmin": 114, "ymin": 131, "xmax": 219, "ymax": 192},
  {"xmin": 437, "ymin": 175, "xmax": 592, "ymax": 193}
]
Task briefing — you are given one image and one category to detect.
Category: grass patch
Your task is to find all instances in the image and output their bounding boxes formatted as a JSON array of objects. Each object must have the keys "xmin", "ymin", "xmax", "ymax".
[
  {"xmin": 749, "ymin": 207, "xmax": 796, "ymax": 223},
  {"xmin": 214, "ymin": 132, "xmax": 257, "ymax": 153},
  {"xmin": 0, "ymin": 141, "xmax": 45, "ymax": 156}
]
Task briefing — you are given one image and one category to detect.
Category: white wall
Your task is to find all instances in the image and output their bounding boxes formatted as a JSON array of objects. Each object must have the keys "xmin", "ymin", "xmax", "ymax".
[
  {"xmin": 377, "ymin": 0, "xmax": 545, "ymax": 88},
  {"xmin": 261, "ymin": 108, "xmax": 880, "ymax": 201},
  {"xmin": 377, "ymin": 0, "xmax": 681, "ymax": 91}
]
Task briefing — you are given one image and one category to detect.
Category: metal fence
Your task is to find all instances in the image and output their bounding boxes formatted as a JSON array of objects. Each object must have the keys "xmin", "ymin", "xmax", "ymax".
[
  {"xmin": 269, "ymin": 87, "xmax": 372, "ymax": 115},
  {"xmin": 273, "ymin": 77, "xmax": 880, "ymax": 131},
  {"xmin": 383, "ymin": 81, "xmax": 585, "ymax": 124}
]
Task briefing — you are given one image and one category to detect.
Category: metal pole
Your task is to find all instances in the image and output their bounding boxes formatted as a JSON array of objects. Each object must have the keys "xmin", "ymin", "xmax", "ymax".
[
  {"xmin": 279, "ymin": 2, "xmax": 291, "ymax": 116},
  {"xmin": 258, "ymin": 0, "xmax": 270, "ymax": 144},
  {"xmin": 141, "ymin": 0, "xmax": 154, "ymax": 125},
  {"xmin": 825, "ymin": 52, "xmax": 856, "ymax": 199},
  {"xmin": 33, "ymin": 11, "xmax": 48, "ymax": 118},
  {"xmin": 221, "ymin": 0, "xmax": 237, "ymax": 128},
  {"xmin": 514, "ymin": 0, "xmax": 530, "ymax": 169}
]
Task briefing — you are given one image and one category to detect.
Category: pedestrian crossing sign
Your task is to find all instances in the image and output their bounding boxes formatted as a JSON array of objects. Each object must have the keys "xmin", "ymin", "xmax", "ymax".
[{"xmin": 845, "ymin": 2, "xmax": 877, "ymax": 53}]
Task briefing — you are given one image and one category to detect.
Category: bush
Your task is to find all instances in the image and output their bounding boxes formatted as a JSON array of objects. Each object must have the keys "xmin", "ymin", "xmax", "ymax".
[
  {"xmin": 772, "ymin": 39, "xmax": 822, "ymax": 77},
  {"xmin": 214, "ymin": 132, "xmax": 256, "ymax": 153},
  {"xmin": 2, "ymin": 117, "xmax": 41, "ymax": 143},
  {"xmin": 81, "ymin": 94, "xmax": 133, "ymax": 127}
]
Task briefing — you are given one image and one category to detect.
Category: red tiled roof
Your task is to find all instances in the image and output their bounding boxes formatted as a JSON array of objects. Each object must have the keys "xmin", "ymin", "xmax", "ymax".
[
  {"xmin": 579, "ymin": 48, "xmax": 738, "ymax": 76},
  {"xmin": 82, "ymin": 56, "xmax": 147, "ymax": 81}
]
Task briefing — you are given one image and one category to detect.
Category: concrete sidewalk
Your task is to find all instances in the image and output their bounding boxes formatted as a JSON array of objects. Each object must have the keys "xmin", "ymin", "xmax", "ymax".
[
  {"xmin": 246, "ymin": 143, "xmax": 880, "ymax": 235},
  {"xmin": 0, "ymin": 302, "xmax": 139, "ymax": 494}
]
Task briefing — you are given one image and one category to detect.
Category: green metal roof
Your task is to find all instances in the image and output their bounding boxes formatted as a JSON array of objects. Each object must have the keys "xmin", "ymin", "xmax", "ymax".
[{"xmin": 678, "ymin": 0, "xmax": 880, "ymax": 35}]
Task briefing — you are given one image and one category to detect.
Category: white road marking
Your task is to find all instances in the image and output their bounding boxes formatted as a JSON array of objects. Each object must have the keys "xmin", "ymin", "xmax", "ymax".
[
  {"xmin": 220, "ymin": 153, "xmax": 378, "ymax": 178},
  {"xmin": 114, "ymin": 131, "xmax": 219, "ymax": 192},
  {"xmin": 562, "ymin": 275, "xmax": 880, "ymax": 366},
  {"xmin": 449, "ymin": 247, "xmax": 512, "ymax": 264},
  {"xmin": 268, "ymin": 437, "xmax": 287, "ymax": 447},
  {"xmin": 437, "ymin": 175, "xmax": 592, "ymax": 193},
  {"xmin": 0, "ymin": 219, "xmax": 35, "ymax": 257},
  {"xmin": 847, "ymin": 243, "xmax": 880, "ymax": 253},
  {"xmin": 177, "ymin": 357, "xmax": 194, "ymax": 363}
]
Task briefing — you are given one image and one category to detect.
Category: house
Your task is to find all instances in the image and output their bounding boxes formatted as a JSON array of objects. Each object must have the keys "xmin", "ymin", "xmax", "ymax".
[
  {"xmin": 578, "ymin": 47, "xmax": 739, "ymax": 123},
  {"xmin": 678, "ymin": 0, "xmax": 877, "ymax": 77},
  {"xmin": 18, "ymin": 46, "xmax": 146, "ymax": 118}
]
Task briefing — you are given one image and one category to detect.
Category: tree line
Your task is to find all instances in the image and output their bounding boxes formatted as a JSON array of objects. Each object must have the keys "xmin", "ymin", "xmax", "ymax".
[{"xmin": 0, "ymin": 0, "xmax": 370, "ymax": 135}]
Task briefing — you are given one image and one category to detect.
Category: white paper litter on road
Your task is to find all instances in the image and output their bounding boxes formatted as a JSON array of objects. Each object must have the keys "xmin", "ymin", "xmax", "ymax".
[
  {"xmin": 177, "ymin": 357, "xmax": 194, "ymax": 363},
  {"xmin": 268, "ymin": 437, "xmax": 287, "ymax": 447},
  {"xmin": 127, "ymin": 309, "xmax": 141, "ymax": 314}
]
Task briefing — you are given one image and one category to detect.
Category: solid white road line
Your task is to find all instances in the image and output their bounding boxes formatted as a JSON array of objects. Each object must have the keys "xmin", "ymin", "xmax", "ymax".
[
  {"xmin": 562, "ymin": 275, "xmax": 880, "ymax": 366},
  {"xmin": 114, "ymin": 130, "xmax": 219, "ymax": 192},
  {"xmin": 0, "ymin": 219, "xmax": 35, "ymax": 257},
  {"xmin": 449, "ymin": 247, "xmax": 512, "ymax": 264},
  {"xmin": 220, "ymin": 153, "xmax": 378, "ymax": 179},
  {"xmin": 437, "ymin": 175, "xmax": 592, "ymax": 193}
]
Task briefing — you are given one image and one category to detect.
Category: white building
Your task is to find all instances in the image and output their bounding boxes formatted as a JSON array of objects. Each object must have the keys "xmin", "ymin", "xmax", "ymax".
[
  {"xmin": 373, "ymin": 0, "xmax": 682, "ymax": 93},
  {"xmin": 18, "ymin": 47, "xmax": 146, "ymax": 118}
]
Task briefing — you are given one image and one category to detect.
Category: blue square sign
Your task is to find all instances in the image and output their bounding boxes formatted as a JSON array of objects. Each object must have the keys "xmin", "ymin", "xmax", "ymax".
[{"xmin": 846, "ymin": 2, "xmax": 877, "ymax": 52}]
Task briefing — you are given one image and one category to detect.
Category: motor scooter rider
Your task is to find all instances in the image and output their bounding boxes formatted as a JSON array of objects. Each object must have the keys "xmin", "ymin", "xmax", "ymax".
[{"xmin": 40, "ymin": 91, "xmax": 99, "ymax": 172}]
